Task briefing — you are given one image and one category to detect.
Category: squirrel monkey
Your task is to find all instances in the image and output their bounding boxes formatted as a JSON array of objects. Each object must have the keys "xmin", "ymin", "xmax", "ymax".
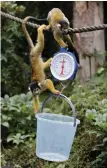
[
  {"xmin": 46, "ymin": 8, "xmax": 74, "ymax": 49},
  {"xmin": 22, "ymin": 16, "xmax": 60, "ymax": 113},
  {"xmin": 47, "ymin": 8, "xmax": 81, "ymax": 66}
]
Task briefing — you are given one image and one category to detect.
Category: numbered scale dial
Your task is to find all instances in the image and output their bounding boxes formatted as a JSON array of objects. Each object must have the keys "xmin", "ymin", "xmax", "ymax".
[{"xmin": 50, "ymin": 52, "xmax": 77, "ymax": 81}]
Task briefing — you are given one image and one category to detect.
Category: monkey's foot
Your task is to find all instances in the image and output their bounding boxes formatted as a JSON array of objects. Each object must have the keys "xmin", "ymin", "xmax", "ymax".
[
  {"xmin": 52, "ymin": 90, "xmax": 61, "ymax": 95},
  {"xmin": 43, "ymin": 58, "xmax": 53, "ymax": 69},
  {"xmin": 48, "ymin": 58, "xmax": 53, "ymax": 66},
  {"xmin": 46, "ymin": 25, "xmax": 51, "ymax": 30}
]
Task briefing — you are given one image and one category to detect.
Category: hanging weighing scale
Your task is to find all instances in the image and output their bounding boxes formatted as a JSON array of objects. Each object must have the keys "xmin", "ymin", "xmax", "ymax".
[
  {"xmin": 50, "ymin": 47, "xmax": 78, "ymax": 81},
  {"xmin": 36, "ymin": 49, "xmax": 80, "ymax": 162}
]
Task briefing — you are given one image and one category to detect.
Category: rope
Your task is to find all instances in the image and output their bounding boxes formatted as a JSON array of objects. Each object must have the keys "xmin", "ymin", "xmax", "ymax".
[
  {"xmin": 63, "ymin": 24, "xmax": 107, "ymax": 34},
  {"xmin": 1, "ymin": 11, "xmax": 107, "ymax": 33},
  {"xmin": 1, "ymin": 11, "xmax": 40, "ymax": 28}
]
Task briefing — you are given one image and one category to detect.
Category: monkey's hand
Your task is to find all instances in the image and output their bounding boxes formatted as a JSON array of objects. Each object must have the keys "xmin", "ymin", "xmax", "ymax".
[
  {"xmin": 43, "ymin": 58, "xmax": 53, "ymax": 69},
  {"xmin": 38, "ymin": 24, "xmax": 47, "ymax": 32}
]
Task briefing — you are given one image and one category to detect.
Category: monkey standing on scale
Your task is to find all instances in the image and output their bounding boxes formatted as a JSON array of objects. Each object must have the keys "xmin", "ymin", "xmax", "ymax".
[{"xmin": 22, "ymin": 17, "xmax": 60, "ymax": 113}]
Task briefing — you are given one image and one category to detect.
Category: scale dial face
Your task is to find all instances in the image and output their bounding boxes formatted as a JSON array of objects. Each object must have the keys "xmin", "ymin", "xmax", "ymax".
[{"xmin": 50, "ymin": 52, "xmax": 75, "ymax": 81}]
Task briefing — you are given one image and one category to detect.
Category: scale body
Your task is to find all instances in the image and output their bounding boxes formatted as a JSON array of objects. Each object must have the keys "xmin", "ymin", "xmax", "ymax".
[{"xmin": 50, "ymin": 47, "xmax": 78, "ymax": 81}]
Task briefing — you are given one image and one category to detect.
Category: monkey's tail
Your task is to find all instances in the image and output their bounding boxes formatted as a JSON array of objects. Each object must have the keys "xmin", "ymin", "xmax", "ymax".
[
  {"xmin": 31, "ymin": 17, "xmax": 47, "ymax": 23},
  {"xmin": 22, "ymin": 16, "xmax": 36, "ymax": 49},
  {"xmin": 33, "ymin": 95, "xmax": 39, "ymax": 113}
]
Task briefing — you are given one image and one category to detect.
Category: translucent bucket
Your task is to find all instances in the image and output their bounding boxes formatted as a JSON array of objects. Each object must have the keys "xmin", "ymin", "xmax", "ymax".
[{"xmin": 36, "ymin": 94, "xmax": 80, "ymax": 162}]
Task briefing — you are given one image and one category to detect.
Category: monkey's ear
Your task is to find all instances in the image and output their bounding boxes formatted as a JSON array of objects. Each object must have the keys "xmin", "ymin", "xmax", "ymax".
[
  {"xmin": 28, "ymin": 87, "xmax": 31, "ymax": 91},
  {"xmin": 57, "ymin": 24, "xmax": 61, "ymax": 28},
  {"xmin": 38, "ymin": 83, "xmax": 41, "ymax": 87}
]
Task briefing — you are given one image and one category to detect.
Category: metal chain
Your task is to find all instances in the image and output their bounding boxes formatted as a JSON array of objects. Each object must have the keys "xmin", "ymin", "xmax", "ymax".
[
  {"xmin": 60, "ymin": 81, "xmax": 71, "ymax": 94},
  {"xmin": 1, "ymin": 11, "xmax": 107, "ymax": 33}
]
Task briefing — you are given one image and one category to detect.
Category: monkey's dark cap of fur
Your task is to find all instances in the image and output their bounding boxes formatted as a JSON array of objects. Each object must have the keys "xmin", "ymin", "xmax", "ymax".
[
  {"xmin": 58, "ymin": 20, "xmax": 68, "ymax": 28},
  {"xmin": 29, "ymin": 81, "xmax": 41, "ymax": 93}
]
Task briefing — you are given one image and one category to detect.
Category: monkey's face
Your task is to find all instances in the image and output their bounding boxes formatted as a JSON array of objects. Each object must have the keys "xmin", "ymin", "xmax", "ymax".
[
  {"xmin": 58, "ymin": 20, "xmax": 69, "ymax": 29},
  {"xmin": 28, "ymin": 81, "xmax": 42, "ymax": 96}
]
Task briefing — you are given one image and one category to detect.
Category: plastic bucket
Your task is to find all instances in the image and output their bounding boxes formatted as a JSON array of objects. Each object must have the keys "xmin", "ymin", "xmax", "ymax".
[{"xmin": 36, "ymin": 94, "xmax": 80, "ymax": 162}]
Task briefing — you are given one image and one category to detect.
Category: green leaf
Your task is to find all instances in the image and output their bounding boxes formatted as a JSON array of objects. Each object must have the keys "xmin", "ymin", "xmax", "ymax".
[
  {"xmin": 92, "ymin": 146, "xmax": 101, "ymax": 151},
  {"xmin": 21, "ymin": 135, "xmax": 31, "ymax": 139},
  {"xmin": 16, "ymin": 133, "xmax": 21, "ymax": 139},
  {"xmin": 13, "ymin": 139, "xmax": 24, "ymax": 145},
  {"xmin": 4, "ymin": 95, "xmax": 9, "ymax": 102},
  {"xmin": 26, "ymin": 115, "xmax": 31, "ymax": 120},
  {"xmin": 20, "ymin": 119, "xmax": 26, "ymax": 125},
  {"xmin": 1, "ymin": 55, "xmax": 7, "ymax": 62},
  {"xmin": 103, "ymin": 137, "xmax": 107, "ymax": 143},
  {"xmin": 2, "ymin": 114, "xmax": 8, "ymax": 120},
  {"xmin": 9, "ymin": 106, "xmax": 20, "ymax": 112},
  {"xmin": 20, "ymin": 93, "xmax": 26, "ymax": 102},
  {"xmin": 2, "ymin": 122, "xmax": 9, "ymax": 128},
  {"xmin": 57, "ymin": 164, "xmax": 65, "ymax": 168},
  {"xmin": 97, "ymin": 68, "xmax": 104, "ymax": 75},
  {"xmin": 7, "ymin": 137, "xmax": 13, "ymax": 142}
]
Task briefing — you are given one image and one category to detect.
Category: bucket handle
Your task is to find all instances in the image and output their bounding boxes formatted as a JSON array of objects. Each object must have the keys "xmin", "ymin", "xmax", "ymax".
[{"xmin": 41, "ymin": 94, "xmax": 76, "ymax": 127}]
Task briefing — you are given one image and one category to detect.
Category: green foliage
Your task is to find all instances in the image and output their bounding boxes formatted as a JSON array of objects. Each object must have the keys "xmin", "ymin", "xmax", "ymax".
[
  {"xmin": 86, "ymin": 99, "xmax": 107, "ymax": 168},
  {"xmin": 7, "ymin": 133, "xmax": 31, "ymax": 145},
  {"xmin": 1, "ymin": 69, "xmax": 107, "ymax": 168},
  {"xmin": 1, "ymin": 2, "xmax": 30, "ymax": 96},
  {"xmin": 1, "ymin": 92, "xmax": 36, "ymax": 145},
  {"xmin": 1, "ymin": 141, "xmax": 38, "ymax": 168},
  {"xmin": 1, "ymin": 2, "xmax": 25, "ymax": 14}
]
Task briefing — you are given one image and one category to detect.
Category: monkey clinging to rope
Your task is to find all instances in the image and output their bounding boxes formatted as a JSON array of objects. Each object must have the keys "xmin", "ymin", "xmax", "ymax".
[
  {"xmin": 46, "ymin": 8, "xmax": 80, "ymax": 66},
  {"xmin": 22, "ymin": 16, "xmax": 60, "ymax": 113},
  {"xmin": 46, "ymin": 8, "xmax": 74, "ymax": 48}
]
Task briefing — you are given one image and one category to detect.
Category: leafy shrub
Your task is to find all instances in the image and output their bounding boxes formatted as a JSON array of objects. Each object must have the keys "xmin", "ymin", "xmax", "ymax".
[
  {"xmin": 1, "ymin": 68, "xmax": 107, "ymax": 168},
  {"xmin": 1, "ymin": 92, "xmax": 36, "ymax": 145},
  {"xmin": 1, "ymin": 2, "xmax": 30, "ymax": 96},
  {"xmin": 86, "ymin": 99, "xmax": 107, "ymax": 168}
]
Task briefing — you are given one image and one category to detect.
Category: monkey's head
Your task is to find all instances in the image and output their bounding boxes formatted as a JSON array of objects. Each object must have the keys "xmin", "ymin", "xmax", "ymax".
[
  {"xmin": 58, "ymin": 19, "xmax": 70, "ymax": 29},
  {"xmin": 28, "ymin": 81, "xmax": 42, "ymax": 96}
]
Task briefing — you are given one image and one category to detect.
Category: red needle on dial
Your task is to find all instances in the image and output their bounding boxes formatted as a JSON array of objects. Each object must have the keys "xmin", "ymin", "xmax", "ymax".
[{"xmin": 60, "ymin": 57, "xmax": 66, "ymax": 76}]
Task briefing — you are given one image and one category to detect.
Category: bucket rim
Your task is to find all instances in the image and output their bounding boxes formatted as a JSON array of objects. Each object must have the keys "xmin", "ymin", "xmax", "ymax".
[{"xmin": 36, "ymin": 113, "xmax": 80, "ymax": 125}]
